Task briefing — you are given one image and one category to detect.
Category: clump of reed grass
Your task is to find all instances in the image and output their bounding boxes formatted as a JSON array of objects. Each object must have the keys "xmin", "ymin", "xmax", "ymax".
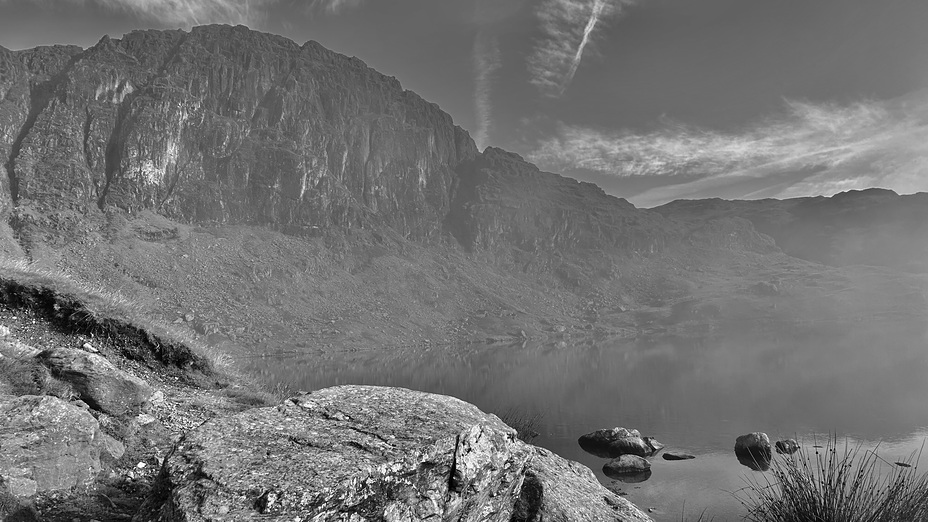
[{"xmin": 736, "ymin": 435, "xmax": 928, "ymax": 521}]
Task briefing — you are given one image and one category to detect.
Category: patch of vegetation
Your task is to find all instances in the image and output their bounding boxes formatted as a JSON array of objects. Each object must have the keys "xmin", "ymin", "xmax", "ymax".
[
  {"xmin": 737, "ymin": 436, "xmax": 928, "ymax": 521},
  {"xmin": 498, "ymin": 407, "xmax": 543, "ymax": 444},
  {"xmin": 0, "ymin": 258, "xmax": 233, "ymax": 386}
]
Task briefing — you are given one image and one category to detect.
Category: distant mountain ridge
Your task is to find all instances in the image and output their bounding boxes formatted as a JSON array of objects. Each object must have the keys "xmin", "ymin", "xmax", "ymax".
[{"xmin": 655, "ymin": 188, "xmax": 928, "ymax": 273}]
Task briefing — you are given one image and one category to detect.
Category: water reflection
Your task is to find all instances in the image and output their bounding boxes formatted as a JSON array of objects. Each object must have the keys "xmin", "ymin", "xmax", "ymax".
[{"xmin": 238, "ymin": 319, "xmax": 928, "ymax": 519}]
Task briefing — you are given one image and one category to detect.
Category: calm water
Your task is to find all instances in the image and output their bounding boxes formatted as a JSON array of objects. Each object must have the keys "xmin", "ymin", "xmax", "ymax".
[{"xmin": 241, "ymin": 320, "xmax": 928, "ymax": 520}]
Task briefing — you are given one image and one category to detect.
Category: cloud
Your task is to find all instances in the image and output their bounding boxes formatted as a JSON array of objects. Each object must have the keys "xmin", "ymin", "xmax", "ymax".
[
  {"xmin": 472, "ymin": 30, "xmax": 502, "ymax": 150},
  {"xmin": 35, "ymin": 0, "xmax": 276, "ymax": 26},
  {"xmin": 8, "ymin": 0, "xmax": 364, "ymax": 27},
  {"xmin": 528, "ymin": 0, "xmax": 634, "ymax": 98},
  {"xmin": 529, "ymin": 94, "xmax": 928, "ymax": 206},
  {"xmin": 309, "ymin": 0, "xmax": 364, "ymax": 14}
]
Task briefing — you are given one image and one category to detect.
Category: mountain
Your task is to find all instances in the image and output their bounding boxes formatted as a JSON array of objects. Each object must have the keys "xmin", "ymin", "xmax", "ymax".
[
  {"xmin": 0, "ymin": 25, "xmax": 924, "ymax": 365},
  {"xmin": 655, "ymin": 188, "xmax": 928, "ymax": 273}
]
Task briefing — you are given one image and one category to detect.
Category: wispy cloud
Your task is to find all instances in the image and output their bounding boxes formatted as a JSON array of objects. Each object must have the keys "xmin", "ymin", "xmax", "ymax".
[
  {"xmin": 9, "ymin": 0, "xmax": 364, "ymax": 27},
  {"xmin": 528, "ymin": 0, "xmax": 635, "ymax": 97},
  {"xmin": 472, "ymin": 30, "xmax": 502, "ymax": 150},
  {"xmin": 42, "ymin": 0, "xmax": 276, "ymax": 26},
  {"xmin": 309, "ymin": 0, "xmax": 364, "ymax": 15},
  {"xmin": 529, "ymin": 94, "xmax": 928, "ymax": 206}
]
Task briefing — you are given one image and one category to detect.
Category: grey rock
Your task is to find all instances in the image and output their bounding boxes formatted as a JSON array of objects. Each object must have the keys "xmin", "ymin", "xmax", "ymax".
[
  {"xmin": 0, "ymin": 395, "xmax": 111, "ymax": 497},
  {"xmin": 135, "ymin": 385, "xmax": 651, "ymax": 522},
  {"xmin": 0, "ymin": 338, "xmax": 40, "ymax": 358},
  {"xmin": 662, "ymin": 452, "xmax": 696, "ymax": 461},
  {"xmin": 775, "ymin": 439, "xmax": 800, "ymax": 455},
  {"xmin": 603, "ymin": 455, "xmax": 651, "ymax": 475},
  {"xmin": 735, "ymin": 432, "xmax": 772, "ymax": 471},
  {"xmin": 644, "ymin": 436, "xmax": 664, "ymax": 453},
  {"xmin": 578, "ymin": 427, "xmax": 656, "ymax": 458},
  {"xmin": 36, "ymin": 348, "xmax": 152, "ymax": 415},
  {"xmin": 514, "ymin": 447, "xmax": 651, "ymax": 521}
]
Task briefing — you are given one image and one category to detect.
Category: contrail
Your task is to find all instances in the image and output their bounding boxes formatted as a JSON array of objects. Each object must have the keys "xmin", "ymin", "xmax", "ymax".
[
  {"xmin": 559, "ymin": 0, "xmax": 608, "ymax": 95},
  {"xmin": 473, "ymin": 31, "xmax": 502, "ymax": 150},
  {"xmin": 529, "ymin": 0, "xmax": 631, "ymax": 98}
]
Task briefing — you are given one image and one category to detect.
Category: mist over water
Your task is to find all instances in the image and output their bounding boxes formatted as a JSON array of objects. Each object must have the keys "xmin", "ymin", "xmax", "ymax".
[{"xmin": 243, "ymin": 318, "xmax": 928, "ymax": 519}]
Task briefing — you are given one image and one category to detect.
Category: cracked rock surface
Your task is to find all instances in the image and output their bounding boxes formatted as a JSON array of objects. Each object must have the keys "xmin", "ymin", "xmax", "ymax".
[{"xmin": 134, "ymin": 385, "xmax": 651, "ymax": 522}]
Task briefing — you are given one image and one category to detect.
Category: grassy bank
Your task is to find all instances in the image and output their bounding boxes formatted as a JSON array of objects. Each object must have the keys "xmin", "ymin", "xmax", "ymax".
[{"xmin": 0, "ymin": 258, "xmax": 237, "ymax": 386}]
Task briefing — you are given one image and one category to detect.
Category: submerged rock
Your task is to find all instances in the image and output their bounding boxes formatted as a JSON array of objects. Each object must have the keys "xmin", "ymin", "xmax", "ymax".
[
  {"xmin": 579, "ymin": 427, "xmax": 660, "ymax": 458},
  {"xmin": 603, "ymin": 454, "xmax": 653, "ymax": 483},
  {"xmin": 135, "ymin": 385, "xmax": 651, "ymax": 521},
  {"xmin": 0, "ymin": 395, "xmax": 112, "ymax": 498},
  {"xmin": 603, "ymin": 455, "xmax": 651, "ymax": 476},
  {"xmin": 36, "ymin": 348, "xmax": 152, "ymax": 416},
  {"xmin": 662, "ymin": 452, "xmax": 696, "ymax": 461},
  {"xmin": 775, "ymin": 439, "xmax": 800, "ymax": 455},
  {"xmin": 735, "ymin": 432, "xmax": 772, "ymax": 471}
]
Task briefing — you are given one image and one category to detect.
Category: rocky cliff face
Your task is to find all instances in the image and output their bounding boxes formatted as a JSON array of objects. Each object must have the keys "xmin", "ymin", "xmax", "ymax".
[
  {"xmin": 1, "ymin": 25, "xmax": 477, "ymax": 244},
  {"xmin": 448, "ymin": 148, "xmax": 677, "ymax": 257}
]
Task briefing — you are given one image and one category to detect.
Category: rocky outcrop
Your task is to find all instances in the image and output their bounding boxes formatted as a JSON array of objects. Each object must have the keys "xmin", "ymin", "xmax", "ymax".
[
  {"xmin": 37, "ymin": 347, "xmax": 153, "ymax": 415},
  {"xmin": 0, "ymin": 394, "xmax": 120, "ymax": 497},
  {"xmin": 1, "ymin": 26, "xmax": 477, "ymax": 244},
  {"xmin": 135, "ymin": 385, "xmax": 650, "ymax": 521},
  {"xmin": 578, "ymin": 427, "xmax": 662, "ymax": 458}
]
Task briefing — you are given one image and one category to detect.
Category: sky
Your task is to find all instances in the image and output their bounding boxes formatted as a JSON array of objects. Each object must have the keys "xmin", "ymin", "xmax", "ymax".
[{"xmin": 2, "ymin": 0, "xmax": 928, "ymax": 207}]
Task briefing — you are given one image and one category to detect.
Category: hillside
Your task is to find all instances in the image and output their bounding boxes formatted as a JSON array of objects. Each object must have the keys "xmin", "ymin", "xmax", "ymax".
[{"xmin": 655, "ymin": 188, "xmax": 928, "ymax": 273}]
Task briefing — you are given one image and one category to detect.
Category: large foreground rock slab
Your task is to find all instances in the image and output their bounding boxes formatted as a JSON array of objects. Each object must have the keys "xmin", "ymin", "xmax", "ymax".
[
  {"xmin": 0, "ymin": 395, "xmax": 110, "ymax": 497},
  {"xmin": 37, "ymin": 348, "xmax": 152, "ymax": 415},
  {"xmin": 136, "ymin": 385, "xmax": 651, "ymax": 522},
  {"xmin": 515, "ymin": 447, "xmax": 652, "ymax": 521}
]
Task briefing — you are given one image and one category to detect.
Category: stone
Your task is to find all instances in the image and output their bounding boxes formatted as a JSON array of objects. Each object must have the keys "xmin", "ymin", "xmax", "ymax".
[
  {"xmin": 0, "ymin": 395, "xmax": 112, "ymax": 497},
  {"xmin": 735, "ymin": 432, "xmax": 772, "ymax": 471},
  {"xmin": 644, "ymin": 436, "xmax": 664, "ymax": 453},
  {"xmin": 603, "ymin": 455, "xmax": 651, "ymax": 476},
  {"xmin": 134, "ymin": 385, "xmax": 651, "ymax": 522},
  {"xmin": 775, "ymin": 439, "xmax": 800, "ymax": 455},
  {"xmin": 578, "ymin": 427, "xmax": 656, "ymax": 458},
  {"xmin": 148, "ymin": 390, "xmax": 165, "ymax": 407},
  {"xmin": 662, "ymin": 452, "xmax": 696, "ymax": 461},
  {"xmin": 36, "ymin": 348, "xmax": 152, "ymax": 415},
  {"xmin": 0, "ymin": 338, "xmax": 41, "ymax": 358}
]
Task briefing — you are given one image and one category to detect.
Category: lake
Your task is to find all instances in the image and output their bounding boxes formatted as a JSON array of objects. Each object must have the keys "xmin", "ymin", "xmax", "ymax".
[{"xmin": 242, "ymin": 319, "xmax": 928, "ymax": 520}]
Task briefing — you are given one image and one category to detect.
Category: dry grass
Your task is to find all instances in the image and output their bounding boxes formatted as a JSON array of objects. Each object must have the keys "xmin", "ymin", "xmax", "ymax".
[
  {"xmin": 736, "ymin": 436, "xmax": 928, "ymax": 521},
  {"xmin": 0, "ymin": 257, "xmax": 235, "ymax": 385}
]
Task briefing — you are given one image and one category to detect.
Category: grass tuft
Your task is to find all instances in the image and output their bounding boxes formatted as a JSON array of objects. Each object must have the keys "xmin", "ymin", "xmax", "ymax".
[
  {"xmin": 736, "ymin": 435, "xmax": 928, "ymax": 521},
  {"xmin": 498, "ymin": 407, "xmax": 543, "ymax": 444}
]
